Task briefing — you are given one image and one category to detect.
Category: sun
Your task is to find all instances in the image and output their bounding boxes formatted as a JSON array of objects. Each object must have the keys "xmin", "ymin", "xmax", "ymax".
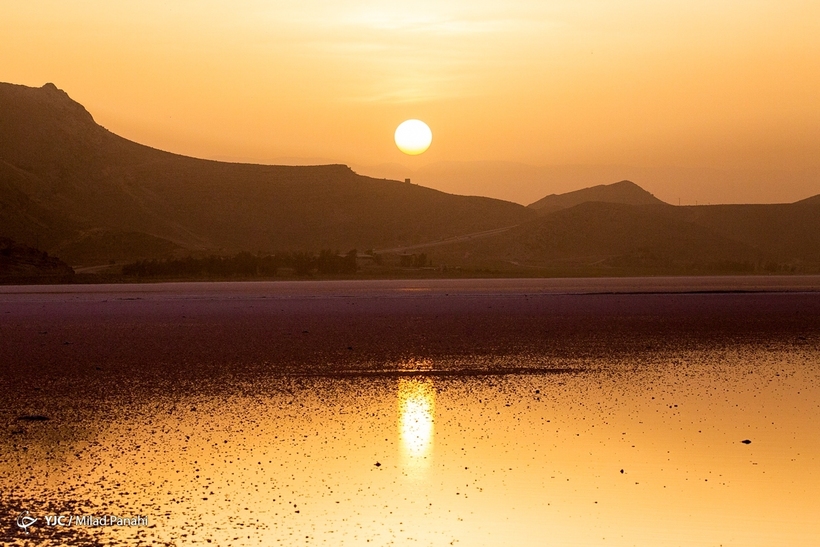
[{"xmin": 394, "ymin": 119, "xmax": 432, "ymax": 155}]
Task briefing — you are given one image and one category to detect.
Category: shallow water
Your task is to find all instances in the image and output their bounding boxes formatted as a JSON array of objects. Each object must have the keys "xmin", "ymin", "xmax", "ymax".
[{"xmin": 2, "ymin": 279, "xmax": 819, "ymax": 545}]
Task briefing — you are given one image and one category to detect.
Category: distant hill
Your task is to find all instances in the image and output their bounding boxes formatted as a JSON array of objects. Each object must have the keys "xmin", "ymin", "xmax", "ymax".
[
  {"xmin": 0, "ymin": 82, "xmax": 532, "ymax": 265},
  {"xmin": 445, "ymin": 179, "xmax": 820, "ymax": 273},
  {"xmin": 665, "ymin": 203, "xmax": 820, "ymax": 264},
  {"xmin": 432, "ymin": 202, "xmax": 763, "ymax": 272},
  {"xmin": 528, "ymin": 180, "xmax": 667, "ymax": 212},
  {"xmin": 524, "ymin": 183, "xmax": 820, "ymax": 266}
]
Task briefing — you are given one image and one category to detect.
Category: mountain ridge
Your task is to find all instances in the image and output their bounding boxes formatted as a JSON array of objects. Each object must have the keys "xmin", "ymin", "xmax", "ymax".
[
  {"xmin": 0, "ymin": 82, "xmax": 532, "ymax": 265},
  {"xmin": 1, "ymin": 81, "xmax": 819, "ymax": 274}
]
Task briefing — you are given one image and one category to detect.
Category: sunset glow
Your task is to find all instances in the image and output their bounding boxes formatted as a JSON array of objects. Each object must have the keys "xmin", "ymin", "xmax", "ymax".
[
  {"xmin": 2, "ymin": 1, "xmax": 819, "ymax": 201},
  {"xmin": 3, "ymin": 3, "xmax": 820, "ymax": 542}
]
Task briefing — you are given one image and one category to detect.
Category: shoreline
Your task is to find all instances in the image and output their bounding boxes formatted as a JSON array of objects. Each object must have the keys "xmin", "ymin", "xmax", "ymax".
[{"xmin": 3, "ymin": 274, "xmax": 820, "ymax": 296}]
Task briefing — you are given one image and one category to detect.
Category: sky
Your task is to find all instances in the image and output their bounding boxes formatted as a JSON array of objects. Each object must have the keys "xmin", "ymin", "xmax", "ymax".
[{"xmin": 2, "ymin": 1, "xmax": 819, "ymax": 204}]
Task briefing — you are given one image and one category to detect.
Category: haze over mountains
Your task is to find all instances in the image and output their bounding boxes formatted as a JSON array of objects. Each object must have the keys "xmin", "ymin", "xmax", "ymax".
[{"xmin": 1, "ymin": 81, "xmax": 820, "ymax": 275}]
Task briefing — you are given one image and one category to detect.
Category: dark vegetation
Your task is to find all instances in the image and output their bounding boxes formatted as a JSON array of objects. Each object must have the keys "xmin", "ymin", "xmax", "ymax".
[
  {"xmin": 399, "ymin": 253, "xmax": 430, "ymax": 268},
  {"xmin": 0, "ymin": 237, "xmax": 74, "ymax": 282},
  {"xmin": 122, "ymin": 250, "xmax": 364, "ymax": 278}
]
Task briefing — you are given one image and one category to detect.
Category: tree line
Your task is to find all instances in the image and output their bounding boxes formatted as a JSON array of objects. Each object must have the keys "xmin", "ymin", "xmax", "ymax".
[{"xmin": 122, "ymin": 250, "xmax": 360, "ymax": 278}]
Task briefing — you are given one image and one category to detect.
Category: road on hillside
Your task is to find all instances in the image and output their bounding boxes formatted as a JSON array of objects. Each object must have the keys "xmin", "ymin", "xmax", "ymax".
[{"xmin": 374, "ymin": 225, "xmax": 518, "ymax": 254}]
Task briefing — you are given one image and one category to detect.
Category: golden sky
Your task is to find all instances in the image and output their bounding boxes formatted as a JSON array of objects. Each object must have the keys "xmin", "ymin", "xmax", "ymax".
[{"xmin": 2, "ymin": 1, "xmax": 819, "ymax": 202}]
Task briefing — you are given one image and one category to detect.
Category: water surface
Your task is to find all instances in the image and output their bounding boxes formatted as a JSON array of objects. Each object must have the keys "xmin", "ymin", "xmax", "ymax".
[{"xmin": 2, "ymin": 278, "xmax": 819, "ymax": 545}]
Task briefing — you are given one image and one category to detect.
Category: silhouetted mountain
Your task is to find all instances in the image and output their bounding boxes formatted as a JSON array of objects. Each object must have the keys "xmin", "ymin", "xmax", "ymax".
[
  {"xmin": 523, "ymin": 181, "xmax": 820, "ymax": 265},
  {"xmin": 2, "ymin": 81, "xmax": 819, "ymax": 275},
  {"xmin": 432, "ymin": 202, "xmax": 764, "ymax": 272},
  {"xmin": 0, "ymin": 82, "xmax": 532, "ymax": 265},
  {"xmin": 446, "ymin": 181, "xmax": 818, "ymax": 272},
  {"xmin": 664, "ymin": 203, "xmax": 820, "ymax": 264},
  {"xmin": 528, "ymin": 180, "xmax": 666, "ymax": 212}
]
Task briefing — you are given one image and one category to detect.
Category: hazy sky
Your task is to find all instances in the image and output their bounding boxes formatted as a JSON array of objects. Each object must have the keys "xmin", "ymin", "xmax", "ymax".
[{"xmin": 3, "ymin": 1, "xmax": 819, "ymax": 202}]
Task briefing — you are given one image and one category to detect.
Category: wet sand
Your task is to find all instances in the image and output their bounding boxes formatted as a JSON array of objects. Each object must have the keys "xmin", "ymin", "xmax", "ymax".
[{"xmin": 2, "ymin": 277, "xmax": 819, "ymax": 545}]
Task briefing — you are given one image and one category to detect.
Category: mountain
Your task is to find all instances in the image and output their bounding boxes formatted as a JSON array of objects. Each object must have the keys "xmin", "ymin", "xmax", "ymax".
[
  {"xmin": 429, "ymin": 201, "xmax": 764, "ymax": 272},
  {"xmin": 394, "ymin": 185, "xmax": 820, "ymax": 274},
  {"xmin": 523, "ymin": 183, "xmax": 820, "ymax": 265},
  {"xmin": 2, "ymin": 81, "xmax": 819, "ymax": 275},
  {"xmin": 665, "ymin": 203, "xmax": 820, "ymax": 264},
  {"xmin": 528, "ymin": 180, "xmax": 667, "ymax": 212},
  {"xmin": 0, "ymin": 82, "xmax": 532, "ymax": 265}
]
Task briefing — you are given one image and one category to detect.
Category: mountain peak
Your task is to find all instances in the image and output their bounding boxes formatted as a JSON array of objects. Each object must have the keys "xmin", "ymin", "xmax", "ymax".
[
  {"xmin": 527, "ymin": 179, "xmax": 666, "ymax": 211},
  {"xmin": 0, "ymin": 82, "xmax": 103, "ymax": 172},
  {"xmin": 1, "ymin": 81, "xmax": 96, "ymax": 126},
  {"xmin": 37, "ymin": 82, "xmax": 80, "ymax": 107},
  {"xmin": 612, "ymin": 179, "xmax": 640, "ymax": 188}
]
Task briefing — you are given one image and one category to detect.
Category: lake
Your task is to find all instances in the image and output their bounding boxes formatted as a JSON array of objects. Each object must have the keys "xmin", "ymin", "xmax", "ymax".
[{"xmin": 1, "ymin": 278, "xmax": 819, "ymax": 545}]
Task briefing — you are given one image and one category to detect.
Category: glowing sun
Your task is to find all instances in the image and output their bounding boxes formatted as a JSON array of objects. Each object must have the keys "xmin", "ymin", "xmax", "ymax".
[{"xmin": 394, "ymin": 119, "xmax": 432, "ymax": 155}]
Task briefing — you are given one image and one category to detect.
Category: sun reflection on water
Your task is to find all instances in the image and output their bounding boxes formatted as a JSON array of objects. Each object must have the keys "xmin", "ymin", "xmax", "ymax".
[{"xmin": 398, "ymin": 378, "xmax": 435, "ymax": 472}]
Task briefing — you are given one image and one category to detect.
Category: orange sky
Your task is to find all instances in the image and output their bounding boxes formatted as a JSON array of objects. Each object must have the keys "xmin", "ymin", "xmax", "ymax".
[{"xmin": 2, "ymin": 1, "xmax": 819, "ymax": 203}]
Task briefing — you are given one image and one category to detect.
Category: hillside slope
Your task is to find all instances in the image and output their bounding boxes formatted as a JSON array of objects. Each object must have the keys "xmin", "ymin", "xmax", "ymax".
[
  {"xmin": 795, "ymin": 194, "xmax": 820, "ymax": 205},
  {"xmin": 0, "ymin": 82, "xmax": 532, "ymax": 264},
  {"xmin": 518, "ymin": 182, "xmax": 820, "ymax": 271},
  {"xmin": 665, "ymin": 203, "xmax": 820, "ymax": 263},
  {"xmin": 437, "ymin": 202, "xmax": 761, "ymax": 269}
]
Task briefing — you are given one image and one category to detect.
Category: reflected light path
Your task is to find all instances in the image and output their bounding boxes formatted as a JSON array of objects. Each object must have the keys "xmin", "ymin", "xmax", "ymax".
[{"xmin": 398, "ymin": 378, "xmax": 435, "ymax": 473}]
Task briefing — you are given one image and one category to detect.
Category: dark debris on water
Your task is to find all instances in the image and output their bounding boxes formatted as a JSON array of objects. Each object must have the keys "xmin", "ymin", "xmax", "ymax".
[{"xmin": 17, "ymin": 415, "xmax": 50, "ymax": 422}]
